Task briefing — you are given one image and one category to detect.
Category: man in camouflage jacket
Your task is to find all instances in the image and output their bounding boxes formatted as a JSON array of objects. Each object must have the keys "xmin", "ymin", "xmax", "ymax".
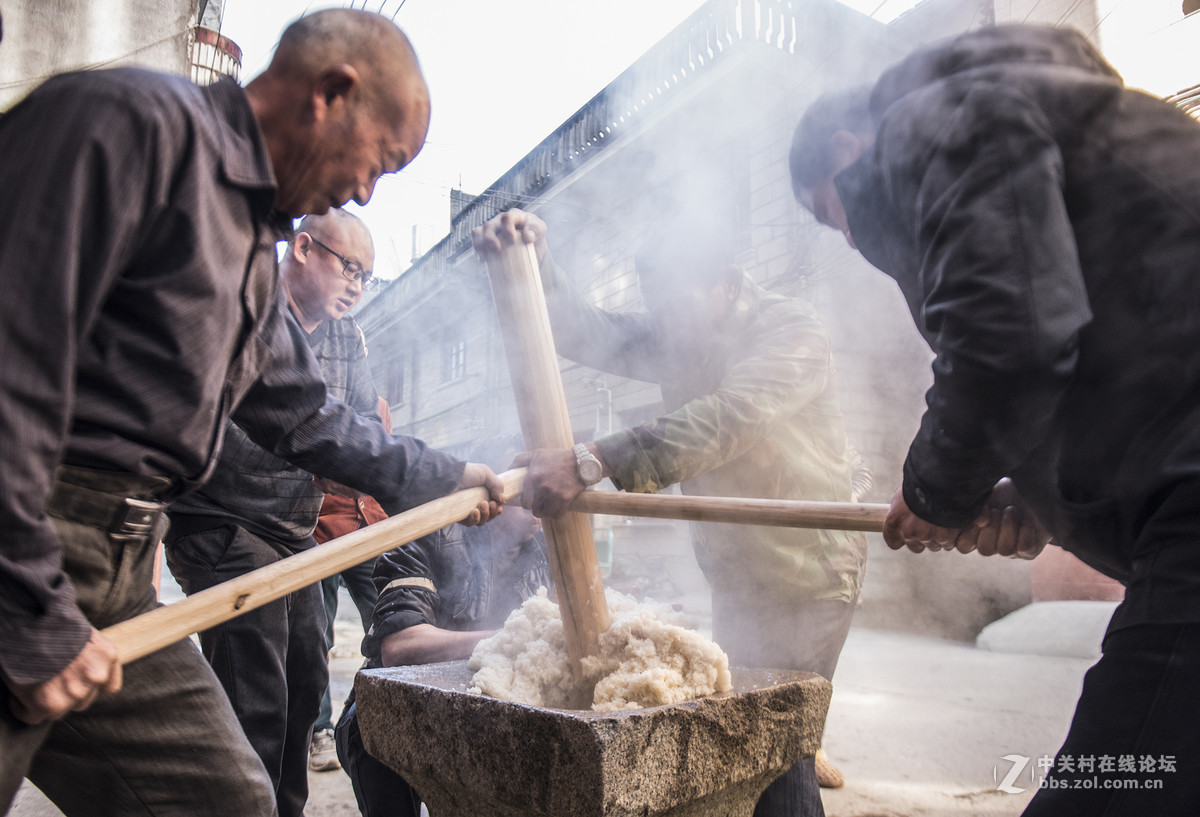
[{"xmin": 475, "ymin": 210, "xmax": 867, "ymax": 817}]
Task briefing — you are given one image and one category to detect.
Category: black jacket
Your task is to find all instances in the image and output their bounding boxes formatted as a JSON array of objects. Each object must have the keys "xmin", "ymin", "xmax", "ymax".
[
  {"xmin": 837, "ymin": 25, "xmax": 1200, "ymax": 620},
  {"xmin": 361, "ymin": 526, "xmax": 552, "ymax": 666}
]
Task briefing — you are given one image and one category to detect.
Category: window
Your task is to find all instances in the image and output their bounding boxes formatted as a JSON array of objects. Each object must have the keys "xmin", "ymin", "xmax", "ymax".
[
  {"xmin": 386, "ymin": 355, "xmax": 405, "ymax": 405},
  {"xmin": 442, "ymin": 332, "xmax": 466, "ymax": 383}
]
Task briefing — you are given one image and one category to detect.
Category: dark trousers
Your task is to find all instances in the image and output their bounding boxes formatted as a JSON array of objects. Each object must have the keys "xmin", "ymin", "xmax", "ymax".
[
  {"xmin": 165, "ymin": 521, "xmax": 327, "ymax": 817},
  {"xmin": 335, "ymin": 700, "xmax": 423, "ymax": 817},
  {"xmin": 712, "ymin": 588, "xmax": 858, "ymax": 817},
  {"xmin": 315, "ymin": 558, "xmax": 379, "ymax": 733},
  {"xmin": 0, "ymin": 487, "xmax": 275, "ymax": 816},
  {"xmin": 1022, "ymin": 621, "xmax": 1200, "ymax": 816}
]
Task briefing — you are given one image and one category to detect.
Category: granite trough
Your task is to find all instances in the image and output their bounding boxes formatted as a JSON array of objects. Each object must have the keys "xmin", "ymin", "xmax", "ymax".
[{"xmin": 354, "ymin": 659, "xmax": 832, "ymax": 817}]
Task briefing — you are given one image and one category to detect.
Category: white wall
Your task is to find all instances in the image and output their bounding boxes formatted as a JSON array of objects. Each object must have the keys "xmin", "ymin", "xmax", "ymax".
[{"xmin": 1, "ymin": 0, "xmax": 198, "ymax": 110}]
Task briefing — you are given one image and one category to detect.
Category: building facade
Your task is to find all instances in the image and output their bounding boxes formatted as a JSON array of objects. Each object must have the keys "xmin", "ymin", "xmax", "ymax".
[{"xmin": 357, "ymin": 0, "xmax": 1193, "ymax": 636}]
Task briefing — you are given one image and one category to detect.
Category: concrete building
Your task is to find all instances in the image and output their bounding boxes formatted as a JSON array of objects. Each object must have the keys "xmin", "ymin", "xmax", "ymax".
[
  {"xmin": 0, "ymin": 0, "xmax": 239, "ymax": 112},
  {"xmin": 357, "ymin": 0, "xmax": 1198, "ymax": 637},
  {"xmin": 355, "ymin": 0, "xmax": 981, "ymax": 632}
]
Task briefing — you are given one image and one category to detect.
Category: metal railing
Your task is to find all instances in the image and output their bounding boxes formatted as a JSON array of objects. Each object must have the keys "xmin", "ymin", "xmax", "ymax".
[
  {"xmin": 190, "ymin": 25, "xmax": 241, "ymax": 86},
  {"xmin": 1166, "ymin": 82, "xmax": 1200, "ymax": 120}
]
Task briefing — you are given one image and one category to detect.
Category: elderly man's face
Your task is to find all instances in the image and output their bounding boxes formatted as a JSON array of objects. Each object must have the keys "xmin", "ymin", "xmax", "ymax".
[
  {"xmin": 288, "ymin": 82, "xmax": 430, "ymax": 217},
  {"xmin": 290, "ymin": 222, "xmax": 375, "ymax": 325}
]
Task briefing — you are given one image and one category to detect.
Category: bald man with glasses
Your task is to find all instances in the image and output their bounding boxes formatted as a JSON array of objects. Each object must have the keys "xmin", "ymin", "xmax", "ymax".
[{"xmin": 164, "ymin": 208, "xmax": 393, "ymax": 817}]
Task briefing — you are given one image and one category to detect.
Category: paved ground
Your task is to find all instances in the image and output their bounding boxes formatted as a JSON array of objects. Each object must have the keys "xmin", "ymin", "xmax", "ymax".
[{"xmin": 13, "ymin": 586, "xmax": 1107, "ymax": 817}]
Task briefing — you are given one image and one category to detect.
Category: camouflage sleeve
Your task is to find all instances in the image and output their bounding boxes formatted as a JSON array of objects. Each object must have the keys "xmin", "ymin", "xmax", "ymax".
[
  {"xmin": 538, "ymin": 253, "xmax": 664, "ymax": 383},
  {"xmin": 592, "ymin": 302, "xmax": 834, "ymax": 493}
]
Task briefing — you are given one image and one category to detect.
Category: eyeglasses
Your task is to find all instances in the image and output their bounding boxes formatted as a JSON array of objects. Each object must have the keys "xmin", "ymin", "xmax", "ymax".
[{"xmin": 309, "ymin": 237, "xmax": 377, "ymax": 291}]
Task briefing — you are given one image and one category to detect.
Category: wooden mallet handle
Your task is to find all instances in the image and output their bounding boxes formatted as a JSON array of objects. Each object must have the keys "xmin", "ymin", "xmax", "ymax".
[
  {"xmin": 572, "ymin": 491, "xmax": 887, "ymax": 532},
  {"xmin": 103, "ymin": 473, "xmax": 884, "ymax": 666},
  {"xmin": 104, "ymin": 469, "xmax": 526, "ymax": 665}
]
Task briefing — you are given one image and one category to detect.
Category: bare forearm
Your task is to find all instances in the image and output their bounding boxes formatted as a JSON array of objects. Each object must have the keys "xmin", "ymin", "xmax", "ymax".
[{"xmin": 379, "ymin": 623, "xmax": 497, "ymax": 666}]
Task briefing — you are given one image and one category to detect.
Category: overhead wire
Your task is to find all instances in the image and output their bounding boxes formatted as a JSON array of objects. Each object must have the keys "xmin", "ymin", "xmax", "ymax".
[{"xmin": 0, "ymin": 29, "xmax": 189, "ymax": 90}]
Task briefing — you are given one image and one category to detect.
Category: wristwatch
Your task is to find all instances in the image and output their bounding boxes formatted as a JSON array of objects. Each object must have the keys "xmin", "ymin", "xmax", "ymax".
[{"xmin": 573, "ymin": 443, "xmax": 604, "ymax": 486}]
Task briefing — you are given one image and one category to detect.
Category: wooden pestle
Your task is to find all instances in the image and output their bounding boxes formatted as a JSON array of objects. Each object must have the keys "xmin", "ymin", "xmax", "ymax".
[{"xmin": 480, "ymin": 239, "xmax": 610, "ymax": 683}]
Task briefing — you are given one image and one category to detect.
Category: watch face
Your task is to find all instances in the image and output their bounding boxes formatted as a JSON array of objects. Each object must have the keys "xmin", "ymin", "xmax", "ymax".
[{"xmin": 579, "ymin": 457, "xmax": 603, "ymax": 485}]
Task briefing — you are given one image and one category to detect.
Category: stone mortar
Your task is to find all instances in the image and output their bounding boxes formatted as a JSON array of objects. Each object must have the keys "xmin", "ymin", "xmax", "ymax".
[{"xmin": 355, "ymin": 660, "xmax": 832, "ymax": 817}]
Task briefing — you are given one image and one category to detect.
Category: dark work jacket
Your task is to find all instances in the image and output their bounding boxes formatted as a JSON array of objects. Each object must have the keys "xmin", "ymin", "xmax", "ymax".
[
  {"xmin": 835, "ymin": 25, "xmax": 1200, "ymax": 628},
  {"xmin": 0, "ymin": 69, "xmax": 462, "ymax": 684}
]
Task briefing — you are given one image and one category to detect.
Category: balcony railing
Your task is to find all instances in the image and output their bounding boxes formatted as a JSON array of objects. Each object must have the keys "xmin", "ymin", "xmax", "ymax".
[
  {"xmin": 1167, "ymin": 82, "xmax": 1200, "ymax": 120},
  {"xmin": 190, "ymin": 25, "xmax": 241, "ymax": 86}
]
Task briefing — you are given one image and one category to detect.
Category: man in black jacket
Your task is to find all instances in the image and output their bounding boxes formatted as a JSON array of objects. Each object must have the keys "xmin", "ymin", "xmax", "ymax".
[
  {"xmin": 790, "ymin": 24, "xmax": 1200, "ymax": 815},
  {"xmin": 0, "ymin": 9, "xmax": 502, "ymax": 816}
]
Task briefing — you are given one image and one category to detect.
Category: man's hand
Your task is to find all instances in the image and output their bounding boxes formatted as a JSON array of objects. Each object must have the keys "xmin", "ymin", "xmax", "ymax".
[
  {"xmin": 883, "ymin": 488, "xmax": 964, "ymax": 553},
  {"xmin": 471, "ymin": 209, "xmax": 549, "ymax": 265},
  {"xmin": 511, "ymin": 448, "xmax": 589, "ymax": 519},
  {"xmin": 954, "ymin": 478, "xmax": 1050, "ymax": 559},
  {"xmin": 7, "ymin": 628, "xmax": 122, "ymax": 724},
  {"xmin": 455, "ymin": 462, "xmax": 505, "ymax": 526}
]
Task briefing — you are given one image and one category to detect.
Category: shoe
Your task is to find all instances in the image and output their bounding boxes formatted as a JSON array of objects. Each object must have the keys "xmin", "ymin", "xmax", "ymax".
[
  {"xmin": 309, "ymin": 728, "xmax": 341, "ymax": 772},
  {"xmin": 814, "ymin": 748, "xmax": 844, "ymax": 789}
]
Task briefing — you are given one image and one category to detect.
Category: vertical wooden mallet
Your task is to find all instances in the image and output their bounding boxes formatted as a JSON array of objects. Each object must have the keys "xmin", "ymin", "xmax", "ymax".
[{"xmin": 480, "ymin": 234, "xmax": 610, "ymax": 684}]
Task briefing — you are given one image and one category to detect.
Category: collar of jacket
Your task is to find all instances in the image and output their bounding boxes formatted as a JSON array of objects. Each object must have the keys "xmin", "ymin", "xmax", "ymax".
[{"xmin": 202, "ymin": 77, "xmax": 280, "ymax": 219}]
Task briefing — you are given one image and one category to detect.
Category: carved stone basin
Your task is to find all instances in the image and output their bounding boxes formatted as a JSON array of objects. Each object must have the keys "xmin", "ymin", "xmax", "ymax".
[{"xmin": 354, "ymin": 659, "xmax": 831, "ymax": 817}]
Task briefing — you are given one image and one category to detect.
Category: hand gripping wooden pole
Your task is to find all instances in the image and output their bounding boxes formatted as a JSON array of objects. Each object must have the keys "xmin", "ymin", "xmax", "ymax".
[
  {"xmin": 481, "ymin": 240, "xmax": 610, "ymax": 681},
  {"xmin": 103, "ymin": 469, "xmax": 526, "ymax": 665}
]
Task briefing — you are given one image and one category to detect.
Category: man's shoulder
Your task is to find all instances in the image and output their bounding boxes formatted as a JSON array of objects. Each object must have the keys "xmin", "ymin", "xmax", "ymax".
[
  {"xmin": 324, "ymin": 314, "xmax": 369, "ymax": 352},
  {"xmin": 25, "ymin": 67, "xmax": 221, "ymax": 161},
  {"xmin": 40, "ymin": 67, "xmax": 204, "ymax": 118},
  {"xmin": 329, "ymin": 314, "xmax": 366, "ymax": 341}
]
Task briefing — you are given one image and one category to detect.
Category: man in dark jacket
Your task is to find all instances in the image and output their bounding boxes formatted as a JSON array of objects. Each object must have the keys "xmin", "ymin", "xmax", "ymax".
[
  {"xmin": 476, "ymin": 210, "xmax": 867, "ymax": 815},
  {"xmin": 790, "ymin": 24, "xmax": 1200, "ymax": 815},
  {"xmin": 165, "ymin": 208, "xmax": 386, "ymax": 817},
  {"xmin": 335, "ymin": 504, "xmax": 551, "ymax": 817},
  {"xmin": 0, "ymin": 9, "xmax": 502, "ymax": 816}
]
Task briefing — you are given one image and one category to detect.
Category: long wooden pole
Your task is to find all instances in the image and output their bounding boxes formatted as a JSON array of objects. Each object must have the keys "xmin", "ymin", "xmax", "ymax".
[
  {"xmin": 103, "ymin": 469, "xmax": 526, "ymax": 666},
  {"xmin": 481, "ymin": 240, "xmax": 610, "ymax": 681},
  {"xmin": 574, "ymin": 491, "xmax": 888, "ymax": 532},
  {"xmin": 102, "ymin": 468, "xmax": 886, "ymax": 665}
]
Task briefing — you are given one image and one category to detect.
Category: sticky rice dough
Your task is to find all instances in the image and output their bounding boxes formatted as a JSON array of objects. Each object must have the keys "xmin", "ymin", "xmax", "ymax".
[{"xmin": 467, "ymin": 588, "xmax": 732, "ymax": 711}]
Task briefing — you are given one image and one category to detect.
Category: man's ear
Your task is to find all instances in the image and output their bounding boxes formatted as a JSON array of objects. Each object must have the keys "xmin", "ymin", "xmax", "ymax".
[
  {"xmin": 830, "ymin": 130, "xmax": 866, "ymax": 173},
  {"xmin": 312, "ymin": 64, "xmax": 361, "ymax": 120},
  {"xmin": 291, "ymin": 232, "xmax": 313, "ymax": 263}
]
